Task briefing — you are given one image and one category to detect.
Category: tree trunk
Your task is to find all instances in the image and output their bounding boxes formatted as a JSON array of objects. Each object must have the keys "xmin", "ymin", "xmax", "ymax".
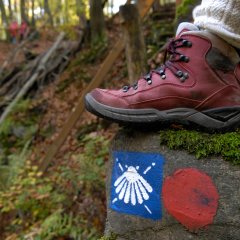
[
  {"xmin": 14, "ymin": 0, "xmax": 17, "ymax": 12},
  {"xmin": 64, "ymin": 0, "xmax": 69, "ymax": 23},
  {"xmin": 120, "ymin": 4, "xmax": 146, "ymax": 84},
  {"xmin": 20, "ymin": 0, "xmax": 28, "ymax": 23},
  {"xmin": 89, "ymin": 0, "xmax": 106, "ymax": 44},
  {"xmin": 31, "ymin": 0, "xmax": 35, "ymax": 26},
  {"xmin": 8, "ymin": 0, "xmax": 13, "ymax": 20},
  {"xmin": 55, "ymin": 0, "xmax": 61, "ymax": 24},
  {"xmin": 152, "ymin": 0, "xmax": 161, "ymax": 12},
  {"xmin": 102, "ymin": 0, "xmax": 108, "ymax": 9},
  {"xmin": 76, "ymin": 0, "xmax": 86, "ymax": 27},
  {"xmin": 0, "ymin": 0, "xmax": 8, "ymax": 25},
  {"xmin": 44, "ymin": 0, "xmax": 53, "ymax": 25},
  {"xmin": 76, "ymin": 0, "xmax": 81, "ymax": 24}
]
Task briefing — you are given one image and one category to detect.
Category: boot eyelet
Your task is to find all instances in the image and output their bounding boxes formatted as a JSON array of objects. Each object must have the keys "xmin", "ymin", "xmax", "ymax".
[
  {"xmin": 183, "ymin": 72, "xmax": 189, "ymax": 78},
  {"xmin": 161, "ymin": 74, "xmax": 166, "ymax": 79},
  {"xmin": 180, "ymin": 72, "xmax": 189, "ymax": 82},
  {"xmin": 159, "ymin": 69, "xmax": 164, "ymax": 75},
  {"xmin": 176, "ymin": 70, "xmax": 183, "ymax": 77},
  {"xmin": 180, "ymin": 55, "xmax": 185, "ymax": 61},
  {"xmin": 159, "ymin": 69, "xmax": 166, "ymax": 79},
  {"xmin": 158, "ymin": 69, "xmax": 166, "ymax": 79},
  {"xmin": 180, "ymin": 55, "xmax": 189, "ymax": 62},
  {"xmin": 147, "ymin": 79, "xmax": 152, "ymax": 85},
  {"xmin": 133, "ymin": 85, "xmax": 138, "ymax": 90},
  {"xmin": 122, "ymin": 86, "xmax": 129, "ymax": 92},
  {"xmin": 180, "ymin": 77, "xmax": 186, "ymax": 82},
  {"xmin": 182, "ymin": 40, "xmax": 192, "ymax": 47},
  {"xmin": 144, "ymin": 74, "xmax": 151, "ymax": 81},
  {"xmin": 187, "ymin": 41, "xmax": 192, "ymax": 47}
]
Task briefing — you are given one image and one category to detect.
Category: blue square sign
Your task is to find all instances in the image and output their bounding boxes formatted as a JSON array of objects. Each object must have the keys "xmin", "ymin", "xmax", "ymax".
[{"xmin": 110, "ymin": 151, "xmax": 164, "ymax": 220}]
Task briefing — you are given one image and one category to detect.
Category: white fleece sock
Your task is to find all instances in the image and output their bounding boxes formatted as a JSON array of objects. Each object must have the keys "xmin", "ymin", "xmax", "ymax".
[{"xmin": 193, "ymin": 0, "xmax": 240, "ymax": 48}]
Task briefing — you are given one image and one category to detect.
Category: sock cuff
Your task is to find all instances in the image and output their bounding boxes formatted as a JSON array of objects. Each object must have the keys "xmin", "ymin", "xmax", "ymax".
[{"xmin": 193, "ymin": 0, "xmax": 240, "ymax": 48}]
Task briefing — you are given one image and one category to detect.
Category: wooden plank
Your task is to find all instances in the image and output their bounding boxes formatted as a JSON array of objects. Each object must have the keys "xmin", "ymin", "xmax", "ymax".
[
  {"xmin": 40, "ymin": 0, "xmax": 155, "ymax": 171},
  {"xmin": 120, "ymin": 4, "xmax": 146, "ymax": 83}
]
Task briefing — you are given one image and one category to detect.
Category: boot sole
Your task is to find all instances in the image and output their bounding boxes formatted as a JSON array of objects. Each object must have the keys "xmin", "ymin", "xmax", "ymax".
[{"xmin": 85, "ymin": 94, "xmax": 240, "ymax": 131}]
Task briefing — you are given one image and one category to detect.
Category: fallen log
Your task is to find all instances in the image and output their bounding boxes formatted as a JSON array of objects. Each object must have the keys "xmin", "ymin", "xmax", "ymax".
[
  {"xmin": 0, "ymin": 31, "xmax": 39, "ymax": 79},
  {"xmin": 0, "ymin": 33, "xmax": 81, "ymax": 112},
  {"xmin": 0, "ymin": 54, "xmax": 43, "ymax": 97},
  {"xmin": 0, "ymin": 32, "xmax": 65, "ymax": 125}
]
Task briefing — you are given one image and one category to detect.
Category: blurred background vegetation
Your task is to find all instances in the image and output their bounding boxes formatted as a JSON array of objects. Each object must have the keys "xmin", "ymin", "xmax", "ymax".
[
  {"xmin": 0, "ymin": 0, "xmax": 178, "ymax": 40},
  {"xmin": 0, "ymin": 0, "xmax": 209, "ymax": 239}
]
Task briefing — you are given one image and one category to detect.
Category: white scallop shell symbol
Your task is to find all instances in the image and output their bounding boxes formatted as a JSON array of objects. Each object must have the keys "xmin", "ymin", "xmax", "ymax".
[{"xmin": 114, "ymin": 166, "xmax": 153, "ymax": 206}]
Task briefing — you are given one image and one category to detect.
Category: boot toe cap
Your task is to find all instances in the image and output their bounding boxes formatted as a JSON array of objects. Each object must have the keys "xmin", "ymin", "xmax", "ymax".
[{"xmin": 89, "ymin": 88, "xmax": 128, "ymax": 108}]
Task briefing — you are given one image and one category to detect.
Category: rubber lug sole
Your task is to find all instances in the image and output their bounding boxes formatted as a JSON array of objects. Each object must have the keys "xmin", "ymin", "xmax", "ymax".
[{"xmin": 85, "ymin": 94, "xmax": 240, "ymax": 131}]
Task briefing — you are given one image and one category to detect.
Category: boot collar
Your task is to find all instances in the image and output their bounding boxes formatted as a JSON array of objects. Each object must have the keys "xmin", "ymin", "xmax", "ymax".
[{"xmin": 181, "ymin": 30, "xmax": 240, "ymax": 65}]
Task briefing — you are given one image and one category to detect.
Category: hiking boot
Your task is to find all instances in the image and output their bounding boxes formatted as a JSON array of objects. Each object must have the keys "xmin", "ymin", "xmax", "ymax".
[{"xmin": 85, "ymin": 22, "xmax": 240, "ymax": 130}]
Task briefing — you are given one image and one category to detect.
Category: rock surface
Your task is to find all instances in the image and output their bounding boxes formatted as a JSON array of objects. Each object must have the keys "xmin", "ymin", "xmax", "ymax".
[{"xmin": 105, "ymin": 130, "xmax": 240, "ymax": 240}]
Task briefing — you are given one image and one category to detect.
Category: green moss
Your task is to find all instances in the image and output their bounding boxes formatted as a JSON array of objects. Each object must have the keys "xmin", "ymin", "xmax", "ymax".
[
  {"xmin": 99, "ymin": 233, "xmax": 117, "ymax": 240},
  {"xmin": 159, "ymin": 129, "xmax": 240, "ymax": 165}
]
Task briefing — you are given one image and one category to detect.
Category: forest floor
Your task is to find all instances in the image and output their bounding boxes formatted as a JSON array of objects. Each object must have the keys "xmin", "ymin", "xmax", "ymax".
[
  {"xmin": 0, "ymin": 19, "xmax": 129, "ymax": 240},
  {"xmin": 0, "ymin": 7, "xmax": 176, "ymax": 240},
  {"xmin": 0, "ymin": 42, "xmax": 12, "ymax": 64}
]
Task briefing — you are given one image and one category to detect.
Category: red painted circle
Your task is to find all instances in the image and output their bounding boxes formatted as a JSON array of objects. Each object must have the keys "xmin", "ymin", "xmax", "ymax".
[{"xmin": 162, "ymin": 168, "xmax": 219, "ymax": 231}]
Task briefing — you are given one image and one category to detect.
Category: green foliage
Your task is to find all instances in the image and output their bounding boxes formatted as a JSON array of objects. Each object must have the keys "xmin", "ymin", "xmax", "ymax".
[
  {"xmin": 0, "ymin": 140, "xmax": 31, "ymax": 189},
  {"xmin": 176, "ymin": 0, "xmax": 196, "ymax": 17},
  {"xmin": 145, "ymin": 20, "xmax": 174, "ymax": 49},
  {"xmin": 74, "ymin": 39, "xmax": 108, "ymax": 65},
  {"xmin": 60, "ymin": 133, "xmax": 110, "ymax": 195},
  {"xmin": 0, "ymin": 130, "xmax": 110, "ymax": 239},
  {"xmin": 56, "ymin": 40, "xmax": 108, "ymax": 93},
  {"xmin": 143, "ymin": 10, "xmax": 175, "ymax": 70},
  {"xmin": 0, "ymin": 100, "xmax": 40, "ymax": 190},
  {"xmin": 0, "ymin": 99, "xmax": 38, "ymax": 151},
  {"xmin": 57, "ymin": 24, "xmax": 79, "ymax": 40},
  {"xmin": 159, "ymin": 129, "xmax": 240, "ymax": 164},
  {"xmin": 0, "ymin": 99, "xmax": 31, "ymax": 136},
  {"xmin": 32, "ymin": 210, "xmax": 98, "ymax": 240},
  {"xmin": 78, "ymin": 134, "xmax": 110, "ymax": 192},
  {"xmin": 0, "ymin": 162, "xmax": 65, "ymax": 231},
  {"xmin": 39, "ymin": 211, "xmax": 75, "ymax": 239}
]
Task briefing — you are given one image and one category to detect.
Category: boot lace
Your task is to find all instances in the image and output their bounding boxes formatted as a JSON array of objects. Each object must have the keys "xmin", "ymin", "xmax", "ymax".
[{"xmin": 122, "ymin": 38, "xmax": 192, "ymax": 92}]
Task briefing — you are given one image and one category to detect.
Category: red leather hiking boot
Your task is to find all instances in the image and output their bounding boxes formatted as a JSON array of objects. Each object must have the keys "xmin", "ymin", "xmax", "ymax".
[{"xmin": 85, "ymin": 23, "xmax": 240, "ymax": 130}]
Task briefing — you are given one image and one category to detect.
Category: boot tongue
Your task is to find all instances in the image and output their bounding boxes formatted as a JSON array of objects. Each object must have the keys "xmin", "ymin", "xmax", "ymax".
[{"xmin": 176, "ymin": 22, "xmax": 199, "ymax": 37}]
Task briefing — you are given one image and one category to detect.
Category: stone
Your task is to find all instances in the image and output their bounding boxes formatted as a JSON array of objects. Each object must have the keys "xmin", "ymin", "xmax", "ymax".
[{"xmin": 105, "ymin": 130, "xmax": 240, "ymax": 240}]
